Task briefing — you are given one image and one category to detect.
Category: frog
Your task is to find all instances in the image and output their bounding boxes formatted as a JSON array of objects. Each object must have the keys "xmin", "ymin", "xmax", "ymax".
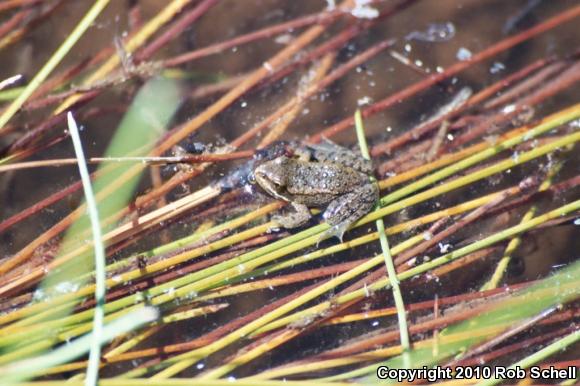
[{"xmin": 253, "ymin": 139, "xmax": 378, "ymax": 241}]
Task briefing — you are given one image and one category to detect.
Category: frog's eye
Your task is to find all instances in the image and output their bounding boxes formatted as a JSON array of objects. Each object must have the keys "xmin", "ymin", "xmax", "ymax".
[{"xmin": 247, "ymin": 172, "xmax": 256, "ymax": 184}]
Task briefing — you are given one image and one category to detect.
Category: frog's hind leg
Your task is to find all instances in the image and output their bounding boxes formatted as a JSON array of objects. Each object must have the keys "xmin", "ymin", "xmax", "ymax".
[
  {"xmin": 273, "ymin": 202, "xmax": 312, "ymax": 229},
  {"xmin": 320, "ymin": 183, "xmax": 378, "ymax": 242}
]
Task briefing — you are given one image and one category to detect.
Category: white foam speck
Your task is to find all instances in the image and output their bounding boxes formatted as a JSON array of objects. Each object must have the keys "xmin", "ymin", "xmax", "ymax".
[
  {"xmin": 351, "ymin": 0, "xmax": 379, "ymax": 19},
  {"xmin": 456, "ymin": 47, "xmax": 472, "ymax": 61}
]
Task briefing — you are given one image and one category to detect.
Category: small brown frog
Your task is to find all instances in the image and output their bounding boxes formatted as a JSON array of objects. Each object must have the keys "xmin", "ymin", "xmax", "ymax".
[{"xmin": 253, "ymin": 140, "xmax": 378, "ymax": 241}]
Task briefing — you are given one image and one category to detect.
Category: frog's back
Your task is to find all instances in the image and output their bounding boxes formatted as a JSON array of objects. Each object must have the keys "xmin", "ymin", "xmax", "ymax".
[
  {"xmin": 307, "ymin": 140, "xmax": 374, "ymax": 175},
  {"xmin": 286, "ymin": 161, "xmax": 366, "ymax": 196}
]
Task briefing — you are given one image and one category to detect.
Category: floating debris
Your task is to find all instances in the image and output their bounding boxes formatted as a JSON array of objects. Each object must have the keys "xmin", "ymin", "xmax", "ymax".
[
  {"xmin": 357, "ymin": 96, "xmax": 373, "ymax": 106},
  {"xmin": 490, "ymin": 61, "xmax": 506, "ymax": 74},
  {"xmin": 406, "ymin": 22, "xmax": 456, "ymax": 42}
]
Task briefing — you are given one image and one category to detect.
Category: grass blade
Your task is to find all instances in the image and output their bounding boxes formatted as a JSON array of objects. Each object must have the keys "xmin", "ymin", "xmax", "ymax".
[{"xmin": 66, "ymin": 112, "xmax": 106, "ymax": 386}]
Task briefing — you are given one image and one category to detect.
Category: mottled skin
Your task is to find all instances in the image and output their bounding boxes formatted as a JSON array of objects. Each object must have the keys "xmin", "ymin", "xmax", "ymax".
[{"xmin": 254, "ymin": 140, "xmax": 378, "ymax": 241}]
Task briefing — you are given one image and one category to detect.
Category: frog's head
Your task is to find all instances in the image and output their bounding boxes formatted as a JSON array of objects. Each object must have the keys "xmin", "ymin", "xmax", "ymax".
[{"xmin": 253, "ymin": 156, "xmax": 289, "ymax": 198}]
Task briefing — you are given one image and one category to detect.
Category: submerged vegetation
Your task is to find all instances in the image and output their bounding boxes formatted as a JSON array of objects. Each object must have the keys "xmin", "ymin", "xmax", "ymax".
[{"xmin": 0, "ymin": 1, "xmax": 579, "ymax": 385}]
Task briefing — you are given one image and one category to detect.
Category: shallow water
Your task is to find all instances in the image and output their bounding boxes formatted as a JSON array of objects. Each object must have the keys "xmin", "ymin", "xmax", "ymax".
[{"xmin": 0, "ymin": 0, "xmax": 579, "ymax": 380}]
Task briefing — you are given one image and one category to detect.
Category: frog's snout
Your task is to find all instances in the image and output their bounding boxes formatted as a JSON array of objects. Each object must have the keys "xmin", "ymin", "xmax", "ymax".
[
  {"xmin": 247, "ymin": 171, "xmax": 256, "ymax": 184},
  {"xmin": 252, "ymin": 166, "xmax": 265, "ymax": 182},
  {"xmin": 252, "ymin": 168, "xmax": 270, "ymax": 188}
]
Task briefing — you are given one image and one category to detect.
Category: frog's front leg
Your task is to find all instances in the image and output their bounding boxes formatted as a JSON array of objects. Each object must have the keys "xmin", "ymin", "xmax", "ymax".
[
  {"xmin": 273, "ymin": 202, "xmax": 312, "ymax": 229},
  {"xmin": 321, "ymin": 183, "xmax": 378, "ymax": 242}
]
